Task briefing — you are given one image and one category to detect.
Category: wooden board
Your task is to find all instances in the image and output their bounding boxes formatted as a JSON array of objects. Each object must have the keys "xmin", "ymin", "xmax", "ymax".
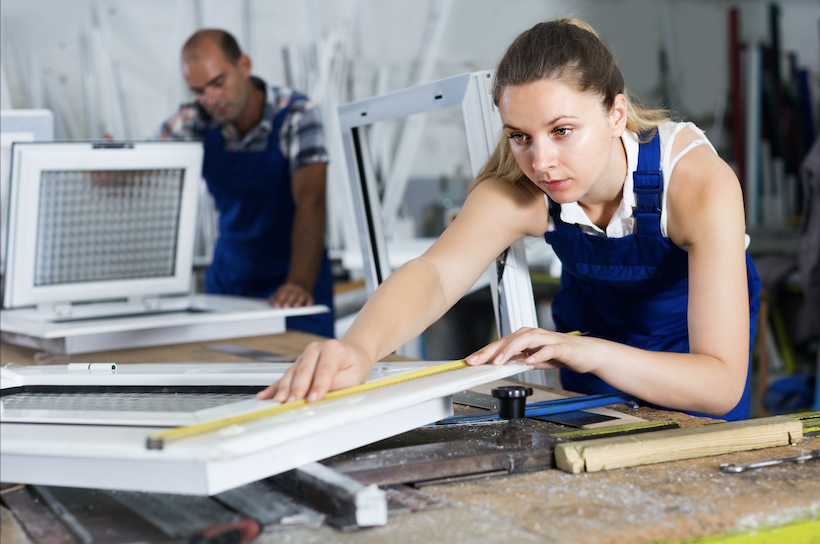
[{"xmin": 554, "ymin": 416, "xmax": 804, "ymax": 473}]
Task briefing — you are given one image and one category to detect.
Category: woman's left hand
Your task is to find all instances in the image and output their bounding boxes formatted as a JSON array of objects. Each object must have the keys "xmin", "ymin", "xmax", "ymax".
[{"xmin": 464, "ymin": 328, "xmax": 597, "ymax": 374}]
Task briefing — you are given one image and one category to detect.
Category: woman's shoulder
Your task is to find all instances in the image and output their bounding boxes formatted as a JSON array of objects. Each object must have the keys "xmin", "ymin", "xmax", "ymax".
[
  {"xmin": 467, "ymin": 176, "xmax": 550, "ymax": 237},
  {"xmin": 663, "ymin": 122, "xmax": 742, "ymax": 246},
  {"xmin": 470, "ymin": 175, "xmax": 544, "ymax": 205},
  {"xmin": 664, "ymin": 122, "xmax": 727, "ymax": 183},
  {"xmin": 656, "ymin": 121, "xmax": 713, "ymax": 162}
]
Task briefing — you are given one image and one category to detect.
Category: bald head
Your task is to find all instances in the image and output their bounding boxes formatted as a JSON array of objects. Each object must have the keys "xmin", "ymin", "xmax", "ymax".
[
  {"xmin": 182, "ymin": 29, "xmax": 243, "ymax": 65},
  {"xmin": 180, "ymin": 29, "xmax": 257, "ymax": 127}
]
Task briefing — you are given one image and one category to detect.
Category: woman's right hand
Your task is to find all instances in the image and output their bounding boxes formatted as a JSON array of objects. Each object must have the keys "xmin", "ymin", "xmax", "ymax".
[{"xmin": 256, "ymin": 340, "xmax": 373, "ymax": 403}]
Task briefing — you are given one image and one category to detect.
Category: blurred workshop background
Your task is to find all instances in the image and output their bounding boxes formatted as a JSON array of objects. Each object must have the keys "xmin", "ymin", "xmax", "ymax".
[{"xmin": 1, "ymin": 0, "xmax": 818, "ymax": 415}]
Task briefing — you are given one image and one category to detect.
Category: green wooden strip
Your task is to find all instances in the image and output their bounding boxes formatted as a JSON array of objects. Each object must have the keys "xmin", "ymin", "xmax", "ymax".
[{"xmin": 550, "ymin": 420, "xmax": 680, "ymax": 440}]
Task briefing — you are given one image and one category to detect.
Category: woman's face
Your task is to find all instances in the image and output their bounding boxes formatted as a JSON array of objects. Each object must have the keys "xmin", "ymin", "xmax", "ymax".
[{"xmin": 498, "ymin": 78, "xmax": 626, "ymax": 205}]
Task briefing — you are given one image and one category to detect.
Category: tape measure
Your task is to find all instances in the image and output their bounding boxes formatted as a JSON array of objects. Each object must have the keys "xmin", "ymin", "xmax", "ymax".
[{"xmin": 146, "ymin": 359, "xmax": 469, "ymax": 450}]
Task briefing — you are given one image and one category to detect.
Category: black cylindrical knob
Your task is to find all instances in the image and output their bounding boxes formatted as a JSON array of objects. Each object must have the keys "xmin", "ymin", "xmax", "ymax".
[{"xmin": 492, "ymin": 385, "xmax": 533, "ymax": 420}]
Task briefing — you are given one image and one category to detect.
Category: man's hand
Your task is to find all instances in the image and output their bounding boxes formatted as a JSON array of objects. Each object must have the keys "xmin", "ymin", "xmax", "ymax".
[{"xmin": 269, "ymin": 282, "xmax": 314, "ymax": 308}]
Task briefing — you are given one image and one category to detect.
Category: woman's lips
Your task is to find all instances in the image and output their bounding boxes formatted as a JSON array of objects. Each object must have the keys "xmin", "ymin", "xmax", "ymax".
[{"xmin": 542, "ymin": 179, "xmax": 569, "ymax": 191}]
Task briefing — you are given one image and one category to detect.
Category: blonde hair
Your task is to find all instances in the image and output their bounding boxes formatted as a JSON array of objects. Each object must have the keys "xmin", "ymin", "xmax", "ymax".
[{"xmin": 471, "ymin": 18, "xmax": 670, "ymax": 192}]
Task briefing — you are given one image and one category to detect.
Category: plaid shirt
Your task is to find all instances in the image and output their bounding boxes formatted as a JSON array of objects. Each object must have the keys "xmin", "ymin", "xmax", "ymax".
[{"xmin": 157, "ymin": 77, "xmax": 328, "ymax": 176}]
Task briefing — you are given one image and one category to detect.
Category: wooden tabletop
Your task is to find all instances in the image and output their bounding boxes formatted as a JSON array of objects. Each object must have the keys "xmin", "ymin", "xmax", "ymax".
[
  {"xmin": 1, "ymin": 331, "xmax": 334, "ymax": 367},
  {"xmin": 1, "ymin": 334, "xmax": 818, "ymax": 544}
]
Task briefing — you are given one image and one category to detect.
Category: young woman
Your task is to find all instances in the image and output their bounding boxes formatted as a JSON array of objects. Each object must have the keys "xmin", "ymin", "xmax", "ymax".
[{"xmin": 258, "ymin": 18, "xmax": 760, "ymax": 421}]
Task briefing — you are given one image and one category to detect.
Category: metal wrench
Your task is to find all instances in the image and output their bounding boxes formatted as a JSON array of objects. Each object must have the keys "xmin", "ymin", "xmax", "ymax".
[{"xmin": 720, "ymin": 449, "xmax": 820, "ymax": 473}]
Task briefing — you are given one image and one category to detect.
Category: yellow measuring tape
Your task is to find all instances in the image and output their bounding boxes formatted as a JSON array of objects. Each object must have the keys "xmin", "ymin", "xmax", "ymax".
[{"xmin": 146, "ymin": 359, "xmax": 469, "ymax": 450}]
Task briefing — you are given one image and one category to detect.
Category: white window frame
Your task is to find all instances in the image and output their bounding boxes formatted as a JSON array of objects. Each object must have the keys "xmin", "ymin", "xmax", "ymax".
[
  {"xmin": 3, "ymin": 141, "xmax": 203, "ymax": 310},
  {"xmin": 0, "ymin": 360, "xmax": 531, "ymax": 495},
  {"xmin": 337, "ymin": 71, "xmax": 538, "ymax": 344}
]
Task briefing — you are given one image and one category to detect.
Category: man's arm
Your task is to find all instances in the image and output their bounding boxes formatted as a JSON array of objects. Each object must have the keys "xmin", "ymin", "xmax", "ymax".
[
  {"xmin": 155, "ymin": 104, "xmax": 203, "ymax": 141},
  {"xmin": 268, "ymin": 162, "xmax": 327, "ymax": 308}
]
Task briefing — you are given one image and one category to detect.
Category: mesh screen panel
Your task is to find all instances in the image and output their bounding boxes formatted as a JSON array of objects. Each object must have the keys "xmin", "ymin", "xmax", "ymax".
[
  {"xmin": 2, "ymin": 392, "xmax": 253, "ymax": 413},
  {"xmin": 35, "ymin": 169, "xmax": 184, "ymax": 286}
]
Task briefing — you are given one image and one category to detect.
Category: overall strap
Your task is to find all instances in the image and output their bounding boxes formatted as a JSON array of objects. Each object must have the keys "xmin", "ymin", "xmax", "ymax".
[
  {"xmin": 546, "ymin": 196, "xmax": 573, "ymax": 233},
  {"xmin": 633, "ymin": 130, "xmax": 663, "ymax": 236}
]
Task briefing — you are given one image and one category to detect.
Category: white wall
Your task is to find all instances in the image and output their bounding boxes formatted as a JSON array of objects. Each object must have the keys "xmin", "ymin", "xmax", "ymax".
[
  {"xmin": 1, "ymin": 0, "xmax": 818, "ymax": 216},
  {"xmin": 3, "ymin": 0, "xmax": 817, "ymax": 134}
]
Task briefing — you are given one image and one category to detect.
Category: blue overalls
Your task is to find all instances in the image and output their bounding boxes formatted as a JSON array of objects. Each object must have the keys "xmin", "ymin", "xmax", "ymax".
[
  {"xmin": 202, "ymin": 95, "xmax": 335, "ymax": 338},
  {"xmin": 544, "ymin": 132, "xmax": 761, "ymax": 421}
]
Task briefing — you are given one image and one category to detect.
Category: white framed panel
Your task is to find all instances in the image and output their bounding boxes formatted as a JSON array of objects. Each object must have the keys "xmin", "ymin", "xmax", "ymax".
[
  {"xmin": 338, "ymin": 73, "xmax": 474, "ymax": 293},
  {"xmin": 337, "ymin": 71, "xmax": 538, "ymax": 341},
  {"xmin": 3, "ymin": 141, "xmax": 203, "ymax": 309},
  {"xmin": 0, "ymin": 360, "xmax": 431, "ymax": 426},
  {"xmin": 0, "ymin": 109, "xmax": 54, "ymax": 271},
  {"xmin": 0, "ymin": 295, "xmax": 329, "ymax": 355},
  {"xmin": 461, "ymin": 72, "xmax": 538, "ymax": 336},
  {"xmin": 1, "ymin": 360, "xmax": 532, "ymax": 495}
]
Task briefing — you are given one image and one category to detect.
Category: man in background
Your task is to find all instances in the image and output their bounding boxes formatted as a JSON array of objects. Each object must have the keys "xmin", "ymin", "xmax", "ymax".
[{"xmin": 159, "ymin": 29, "xmax": 334, "ymax": 337}]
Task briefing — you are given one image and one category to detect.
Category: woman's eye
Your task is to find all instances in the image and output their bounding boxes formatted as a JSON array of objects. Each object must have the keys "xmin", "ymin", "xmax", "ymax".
[
  {"xmin": 508, "ymin": 133, "xmax": 527, "ymax": 142},
  {"xmin": 555, "ymin": 127, "xmax": 572, "ymax": 137}
]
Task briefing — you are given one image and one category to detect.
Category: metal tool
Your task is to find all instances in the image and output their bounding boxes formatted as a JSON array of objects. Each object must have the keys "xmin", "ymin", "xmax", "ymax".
[
  {"xmin": 270, "ymin": 462, "xmax": 387, "ymax": 529},
  {"xmin": 533, "ymin": 410, "xmax": 618, "ymax": 427},
  {"xmin": 719, "ymin": 449, "xmax": 820, "ymax": 473},
  {"xmin": 493, "ymin": 385, "xmax": 533, "ymax": 446},
  {"xmin": 438, "ymin": 392, "xmax": 638, "ymax": 425},
  {"xmin": 452, "ymin": 390, "xmax": 498, "ymax": 410}
]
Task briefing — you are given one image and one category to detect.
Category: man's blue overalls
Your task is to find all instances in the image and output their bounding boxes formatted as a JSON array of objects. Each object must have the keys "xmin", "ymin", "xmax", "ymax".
[
  {"xmin": 202, "ymin": 95, "xmax": 335, "ymax": 338},
  {"xmin": 544, "ymin": 131, "xmax": 760, "ymax": 421}
]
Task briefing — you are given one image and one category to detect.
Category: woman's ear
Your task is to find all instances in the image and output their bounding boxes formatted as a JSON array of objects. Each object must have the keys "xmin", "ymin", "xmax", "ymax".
[{"xmin": 610, "ymin": 93, "xmax": 628, "ymax": 136}]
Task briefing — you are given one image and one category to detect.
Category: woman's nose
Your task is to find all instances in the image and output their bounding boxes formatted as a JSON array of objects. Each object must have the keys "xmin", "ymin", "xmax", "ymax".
[{"xmin": 532, "ymin": 141, "xmax": 556, "ymax": 174}]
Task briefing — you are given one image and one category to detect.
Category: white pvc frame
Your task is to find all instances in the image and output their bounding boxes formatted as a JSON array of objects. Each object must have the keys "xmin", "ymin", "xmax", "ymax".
[
  {"xmin": 3, "ymin": 141, "xmax": 203, "ymax": 310},
  {"xmin": 0, "ymin": 360, "xmax": 531, "ymax": 495},
  {"xmin": 337, "ymin": 71, "xmax": 538, "ymax": 342},
  {"xmin": 0, "ymin": 109, "xmax": 54, "ymax": 272}
]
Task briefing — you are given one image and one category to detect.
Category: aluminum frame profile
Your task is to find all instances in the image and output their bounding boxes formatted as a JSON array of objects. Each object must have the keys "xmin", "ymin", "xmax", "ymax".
[
  {"xmin": 337, "ymin": 70, "xmax": 538, "ymax": 338},
  {"xmin": 0, "ymin": 297, "xmax": 328, "ymax": 355}
]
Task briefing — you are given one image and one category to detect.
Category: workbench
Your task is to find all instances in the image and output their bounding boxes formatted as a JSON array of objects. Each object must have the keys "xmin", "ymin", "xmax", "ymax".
[{"xmin": 2, "ymin": 333, "xmax": 818, "ymax": 544}]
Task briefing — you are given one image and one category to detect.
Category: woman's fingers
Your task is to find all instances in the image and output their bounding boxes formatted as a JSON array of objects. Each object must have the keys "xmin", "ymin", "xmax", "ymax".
[
  {"xmin": 256, "ymin": 383, "xmax": 277, "ymax": 400},
  {"xmin": 304, "ymin": 341, "xmax": 352, "ymax": 402},
  {"xmin": 518, "ymin": 345, "xmax": 560, "ymax": 366},
  {"xmin": 256, "ymin": 340, "xmax": 369, "ymax": 404},
  {"xmin": 489, "ymin": 327, "xmax": 547, "ymax": 365},
  {"xmin": 256, "ymin": 354, "xmax": 304, "ymax": 401},
  {"xmin": 465, "ymin": 328, "xmax": 573, "ymax": 367},
  {"xmin": 464, "ymin": 338, "xmax": 507, "ymax": 366},
  {"xmin": 471, "ymin": 327, "xmax": 541, "ymax": 365},
  {"xmin": 256, "ymin": 342, "xmax": 331, "ymax": 403},
  {"xmin": 287, "ymin": 343, "xmax": 331, "ymax": 402}
]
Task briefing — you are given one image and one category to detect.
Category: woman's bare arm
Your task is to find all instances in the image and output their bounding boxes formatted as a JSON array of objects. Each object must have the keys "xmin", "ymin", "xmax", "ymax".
[
  {"xmin": 467, "ymin": 130, "xmax": 752, "ymax": 416},
  {"xmin": 258, "ymin": 176, "xmax": 549, "ymax": 403}
]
